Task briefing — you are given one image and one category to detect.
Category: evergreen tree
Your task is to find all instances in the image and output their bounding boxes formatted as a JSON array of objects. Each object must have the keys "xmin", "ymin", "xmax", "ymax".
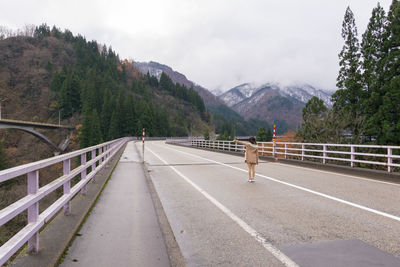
[
  {"xmin": 298, "ymin": 97, "xmax": 328, "ymax": 142},
  {"xmin": 140, "ymin": 101, "xmax": 155, "ymax": 136},
  {"xmin": 115, "ymin": 91, "xmax": 128, "ymax": 136},
  {"xmin": 377, "ymin": 0, "xmax": 400, "ymax": 144},
  {"xmin": 108, "ymin": 110, "xmax": 119, "ymax": 140},
  {"xmin": 122, "ymin": 96, "xmax": 136, "ymax": 136},
  {"xmin": 50, "ymin": 67, "xmax": 67, "ymax": 92},
  {"xmin": 80, "ymin": 109, "xmax": 92, "ymax": 148},
  {"xmin": 332, "ymin": 7, "xmax": 363, "ymax": 140},
  {"xmin": 59, "ymin": 72, "xmax": 81, "ymax": 118},
  {"xmin": 159, "ymin": 72, "xmax": 174, "ymax": 93},
  {"xmin": 361, "ymin": 3, "xmax": 386, "ymax": 95},
  {"xmin": 90, "ymin": 109, "xmax": 103, "ymax": 145},
  {"xmin": 361, "ymin": 3, "xmax": 387, "ymax": 140},
  {"xmin": 100, "ymin": 89, "xmax": 114, "ymax": 140},
  {"xmin": 256, "ymin": 127, "xmax": 268, "ymax": 142},
  {"xmin": 34, "ymin": 23, "xmax": 50, "ymax": 38}
]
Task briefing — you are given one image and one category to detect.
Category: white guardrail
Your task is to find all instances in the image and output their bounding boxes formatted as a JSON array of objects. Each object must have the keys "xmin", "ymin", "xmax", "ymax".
[
  {"xmin": 0, "ymin": 137, "xmax": 131, "ymax": 265},
  {"xmin": 167, "ymin": 139, "xmax": 400, "ymax": 173}
]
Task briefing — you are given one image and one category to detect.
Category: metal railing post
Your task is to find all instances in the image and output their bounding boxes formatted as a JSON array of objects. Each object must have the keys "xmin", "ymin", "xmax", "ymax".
[
  {"xmin": 284, "ymin": 144, "xmax": 287, "ymax": 159},
  {"xmin": 27, "ymin": 170, "xmax": 39, "ymax": 253},
  {"xmin": 99, "ymin": 147, "xmax": 103, "ymax": 164},
  {"xmin": 301, "ymin": 144, "xmax": 305, "ymax": 161},
  {"xmin": 63, "ymin": 159, "xmax": 71, "ymax": 215},
  {"xmin": 388, "ymin": 147, "xmax": 393, "ymax": 173},
  {"xmin": 81, "ymin": 153, "xmax": 87, "ymax": 195},
  {"xmin": 350, "ymin": 146, "xmax": 355, "ymax": 168},
  {"xmin": 273, "ymin": 143, "xmax": 276, "ymax": 158},
  {"xmin": 323, "ymin": 145, "xmax": 327, "ymax": 164},
  {"xmin": 91, "ymin": 149, "xmax": 96, "ymax": 182}
]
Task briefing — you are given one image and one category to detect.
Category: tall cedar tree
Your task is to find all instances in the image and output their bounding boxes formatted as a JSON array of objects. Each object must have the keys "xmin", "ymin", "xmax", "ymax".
[
  {"xmin": 100, "ymin": 89, "xmax": 114, "ymax": 140},
  {"xmin": 361, "ymin": 3, "xmax": 387, "ymax": 140},
  {"xmin": 90, "ymin": 109, "xmax": 103, "ymax": 145},
  {"xmin": 377, "ymin": 0, "xmax": 400, "ymax": 144},
  {"xmin": 80, "ymin": 109, "xmax": 103, "ymax": 148},
  {"xmin": 332, "ymin": 7, "xmax": 363, "ymax": 141}
]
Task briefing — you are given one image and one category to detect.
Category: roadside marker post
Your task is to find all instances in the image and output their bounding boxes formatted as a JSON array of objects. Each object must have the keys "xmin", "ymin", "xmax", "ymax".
[
  {"xmin": 142, "ymin": 128, "xmax": 145, "ymax": 162},
  {"xmin": 273, "ymin": 124, "xmax": 278, "ymax": 162}
]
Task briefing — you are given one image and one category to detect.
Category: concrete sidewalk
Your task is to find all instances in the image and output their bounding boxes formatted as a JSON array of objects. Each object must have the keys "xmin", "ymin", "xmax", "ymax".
[{"xmin": 60, "ymin": 141, "xmax": 170, "ymax": 267}]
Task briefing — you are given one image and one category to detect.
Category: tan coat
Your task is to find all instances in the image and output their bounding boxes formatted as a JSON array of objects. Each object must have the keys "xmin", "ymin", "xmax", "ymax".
[{"xmin": 235, "ymin": 140, "xmax": 259, "ymax": 164}]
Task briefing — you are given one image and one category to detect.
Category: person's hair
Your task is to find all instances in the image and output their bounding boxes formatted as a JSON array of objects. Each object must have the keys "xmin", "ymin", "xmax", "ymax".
[{"xmin": 248, "ymin": 136, "xmax": 257, "ymax": 145}]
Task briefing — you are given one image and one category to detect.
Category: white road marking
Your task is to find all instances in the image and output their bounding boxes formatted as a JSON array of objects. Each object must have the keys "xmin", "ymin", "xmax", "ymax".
[
  {"xmin": 147, "ymin": 147, "xmax": 299, "ymax": 267},
  {"xmin": 162, "ymin": 144, "xmax": 400, "ymax": 223},
  {"xmin": 274, "ymin": 163, "xmax": 400, "ymax": 187}
]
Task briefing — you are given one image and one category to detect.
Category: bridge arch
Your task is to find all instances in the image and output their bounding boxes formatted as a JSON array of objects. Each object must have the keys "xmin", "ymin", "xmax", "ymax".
[{"xmin": 0, "ymin": 125, "xmax": 62, "ymax": 153}]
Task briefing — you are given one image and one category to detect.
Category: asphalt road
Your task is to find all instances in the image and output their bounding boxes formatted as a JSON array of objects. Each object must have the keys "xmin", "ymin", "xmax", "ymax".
[{"xmin": 142, "ymin": 141, "xmax": 400, "ymax": 267}]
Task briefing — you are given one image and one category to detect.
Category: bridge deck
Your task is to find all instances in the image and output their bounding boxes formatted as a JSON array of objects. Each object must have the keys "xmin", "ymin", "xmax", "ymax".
[
  {"xmin": 0, "ymin": 119, "xmax": 74, "ymax": 129},
  {"xmin": 59, "ymin": 140, "xmax": 400, "ymax": 266}
]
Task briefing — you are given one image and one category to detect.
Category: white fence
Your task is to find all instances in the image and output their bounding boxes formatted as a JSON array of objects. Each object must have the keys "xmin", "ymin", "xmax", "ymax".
[
  {"xmin": 169, "ymin": 139, "xmax": 400, "ymax": 173},
  {"xmin": 0, "ymin": 137, "xmax": 131, "ymax": 265}
]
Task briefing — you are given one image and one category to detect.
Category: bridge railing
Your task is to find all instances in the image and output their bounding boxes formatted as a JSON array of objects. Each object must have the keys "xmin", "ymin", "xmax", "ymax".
[
  {"xmin": 0, "ymin": 137, "xmax": 131, "ymax": 265},
  {"xmin": 185, "ymin": 140, "xmax": 400, "ymax": 173}
]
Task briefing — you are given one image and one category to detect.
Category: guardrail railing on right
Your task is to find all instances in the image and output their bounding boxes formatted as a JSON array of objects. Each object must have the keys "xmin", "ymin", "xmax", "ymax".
[{"xmin": 185, "ymin": 140, "xmax": 400, "ymax": 173}]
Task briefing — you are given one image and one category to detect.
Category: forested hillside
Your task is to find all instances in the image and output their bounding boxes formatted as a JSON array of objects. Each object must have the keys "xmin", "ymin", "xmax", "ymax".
[{"xmin": 0, "ymin": 24, "xmax": 211, "ymax": 167}]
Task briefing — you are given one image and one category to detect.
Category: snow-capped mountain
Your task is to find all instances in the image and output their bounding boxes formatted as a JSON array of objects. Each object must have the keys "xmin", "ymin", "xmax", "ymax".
[
  {"xmin": 220, "ymin": 83, "xmax": 332, "ymax": 108},
  {"xmin": 218, "ymin": 82, "xmax": 333, "ymax": 127},
  {"xmin": 280, "ymin": 84, "xmax": 333, "ymax": 107}
]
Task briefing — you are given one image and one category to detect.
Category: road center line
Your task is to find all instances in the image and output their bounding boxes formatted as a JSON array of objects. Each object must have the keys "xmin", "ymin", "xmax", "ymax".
[
  {"xmin": 162, "ymin": 144, "xmax": 400, "ymax": 223},
  {"xmin": 147, "ymin": 147, "xmax": 299, "ymax": 267}
]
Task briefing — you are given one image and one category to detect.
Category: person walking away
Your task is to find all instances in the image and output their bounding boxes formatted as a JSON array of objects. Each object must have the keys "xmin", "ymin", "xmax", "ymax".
[{"xmin": 233, "ymin": 137, "xmax": 259, "ymax": 182}]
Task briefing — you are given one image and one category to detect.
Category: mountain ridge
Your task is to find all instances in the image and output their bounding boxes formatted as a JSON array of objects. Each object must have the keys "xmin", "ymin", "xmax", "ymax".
[
  {"xmin": 132, "ymin": 60, "xmax": 333, "ymax": 130},
  {"xmin": 220, "ymin": 82, "xmax": 332, "ymax": 108},
  {"xmin": 133, "ymin": 61, "xmax": 222, "ymax": 108},
  {"xmin": 218, "ymin": 82, "xmax": 333, "ymax": 127}
]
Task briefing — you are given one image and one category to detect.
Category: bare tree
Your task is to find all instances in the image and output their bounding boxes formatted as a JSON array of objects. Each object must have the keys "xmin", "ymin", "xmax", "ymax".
[{"xmin": 22, "ymin": 24, "xmax": 35, "ymax": 37}]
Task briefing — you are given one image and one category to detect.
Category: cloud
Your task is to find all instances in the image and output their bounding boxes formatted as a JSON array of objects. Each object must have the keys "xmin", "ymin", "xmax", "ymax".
[{"xmin": 0, "ymin": 0, "xmax": 393, "ymax": 92}]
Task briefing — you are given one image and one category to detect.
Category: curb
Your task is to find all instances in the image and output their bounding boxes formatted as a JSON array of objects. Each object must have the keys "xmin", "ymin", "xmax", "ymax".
[{"xmin": 139, "ymin": 149, "xmax": 186, "ymax": 267}]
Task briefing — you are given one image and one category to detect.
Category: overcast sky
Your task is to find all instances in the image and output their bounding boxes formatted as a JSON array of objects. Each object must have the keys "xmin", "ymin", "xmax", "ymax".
[{"xmin": 0, "ymin": 0, "xmax": 393, "ymax": 92}]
